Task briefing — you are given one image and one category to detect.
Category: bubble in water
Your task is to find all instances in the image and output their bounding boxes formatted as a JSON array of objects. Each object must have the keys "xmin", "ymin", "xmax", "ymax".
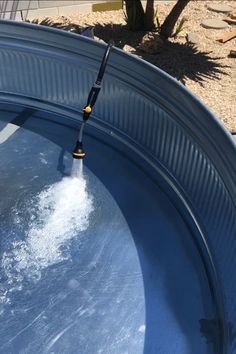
[
  {"xmin": 138, "ymin": 325, "xmax": 146, "ymax": 333},
  {"xmin": 1, "ymin": 172, "xmax": 93, "ymax": 302},
  {"xmin": 67, "ymin": 279, "xmax": 79, "ymax": 290}
]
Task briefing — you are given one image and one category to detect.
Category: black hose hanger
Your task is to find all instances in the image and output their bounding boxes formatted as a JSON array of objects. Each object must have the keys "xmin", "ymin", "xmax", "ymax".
[{"xmin": 72, "ymin": 41, "xmax": 114, "ymax": 159}]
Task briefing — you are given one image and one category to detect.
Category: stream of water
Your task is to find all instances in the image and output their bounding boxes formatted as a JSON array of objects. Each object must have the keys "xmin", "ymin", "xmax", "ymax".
[{"xmin": 0, "ymin": 159, "xmax": 93, "ymax": 304}]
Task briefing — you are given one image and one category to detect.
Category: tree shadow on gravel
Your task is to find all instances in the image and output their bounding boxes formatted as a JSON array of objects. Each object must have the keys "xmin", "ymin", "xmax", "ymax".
[
  {"xmin": 94, "ymin": 23, "xmax": 147, "ymax": 50},
  {"xmin": 94, "ymin": 23, "xmax": 230, "ymax": 86}
]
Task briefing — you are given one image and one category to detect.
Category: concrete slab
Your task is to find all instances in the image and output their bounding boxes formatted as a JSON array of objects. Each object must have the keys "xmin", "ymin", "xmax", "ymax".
[
  {"xmin": 201, "ymin": 19, "xmax": 229, "ymax": 29},
  {"xmin": 186, "ymin": 33, "xmax": 199, "ymax": 44},
  {"xmin": 14, "ymin": 10, "xmax": 25, "ymax": 21},
  {"xmin": 207, "ymin": 4, "xmax": 233, "ymax": 14},
  {"xmin": 73, "ymin": 0, "xmax": 104, "ymax": 3},
  {"xmin": 58, "ymin": 4, "xmax": 91, "ymax": 15},
  {"xmin": 4, "ymin": 0, "xmax": 39, "ymax": 11},
  {"xmin": 1, "ymin": 11, "xmax": 14, "ymax": 20},
  {"xmin": 39, "ymin": 1, "xmax": 74, "ymax": 9},
  {"xmin": 0, "ymin": 9, "xmax": 26, "ymax": 20},
  {"xmin": 26, "ymin": 7, "xmax": 59, "ymax": 20}
]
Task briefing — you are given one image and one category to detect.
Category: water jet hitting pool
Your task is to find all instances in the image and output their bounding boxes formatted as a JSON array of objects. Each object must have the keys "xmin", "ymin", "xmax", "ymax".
[
  {"xmin": 1, "ymin": 175, "xmax": 93, "ymax": 302},
  {"xmin": 1, "ymin": 159, "xmax": 93, "ymax": 304},
  {"xmin": 71, "ymin": 158, "xmax": 83, "ymax": 178},
  {"xmin": 72, "ymin": 41, "xmax": 113, "ymax": 160},
  {"xmin": 0, "ymin": 42, "xmax": 115, "ymax": 304},
  {"xmin": 1, "ymin": 43, "xmax": 116, "ymax": 294}
]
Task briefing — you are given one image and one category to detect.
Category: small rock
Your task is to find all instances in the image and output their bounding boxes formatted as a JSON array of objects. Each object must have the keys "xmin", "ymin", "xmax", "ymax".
[
  {"xmin": 137, "ymin": 33, "xmax": 164, "ymax": 54},
  {"xmin": 186, "ymin": 32, "xmax": 199, "ymax": 44},
  {"xmin": 229, "ymin": 48, "xmax": 236, "ymax": 58},
  {"xmin": 123, "ymin": 45, "xmax": 140, "ymax": 58},
  {"xmin": 123, "ymin": 44, "xmax": 134, "ymax": 52},
  {"xmin": 201, "ymin": 19, "xmax": 229, "ymax": 30},
  {"xmin": 207, "ymin": 4, "xmax": 233, "ymax": 14},
  {"xmin": 94, "ymin": 36, "xmax": 106, "ymax": 44}
]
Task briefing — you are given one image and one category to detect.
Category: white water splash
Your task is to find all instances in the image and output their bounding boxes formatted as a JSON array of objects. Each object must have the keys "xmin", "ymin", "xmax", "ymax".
[{"xmin": 1, "ymin": 164, "xmax": 93, "ymax": 302}]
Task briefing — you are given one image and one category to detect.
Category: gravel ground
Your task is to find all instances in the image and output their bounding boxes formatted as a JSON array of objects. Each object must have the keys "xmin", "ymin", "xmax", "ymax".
[{"xmin": 35, "ymin": 1, "xmax": 236, "ymax": 132}]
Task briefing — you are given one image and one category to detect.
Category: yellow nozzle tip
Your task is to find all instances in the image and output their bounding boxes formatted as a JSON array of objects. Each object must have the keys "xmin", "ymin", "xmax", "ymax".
[
  {"xmin": 72, "ymin": 152, "xmax": 85, "ymax": 158},
  {"xmin": 83, "ymin": 106, "xmax": 92, "ymax": 114}
]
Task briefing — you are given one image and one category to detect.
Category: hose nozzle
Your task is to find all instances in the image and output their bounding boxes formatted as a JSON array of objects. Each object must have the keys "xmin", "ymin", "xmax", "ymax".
[
  {"xmin": 72, "ymin": 41, "xmax": 113, "ymax": 160},
  {"xmin": 72, "ymin": 141, "xmax": 85, "ymax": 159}
]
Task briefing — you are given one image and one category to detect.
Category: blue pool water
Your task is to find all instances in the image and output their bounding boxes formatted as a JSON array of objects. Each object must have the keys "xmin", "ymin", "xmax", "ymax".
[{"xmin": 0, "ymin": 105, "xmax": 220, "ymax": 353}]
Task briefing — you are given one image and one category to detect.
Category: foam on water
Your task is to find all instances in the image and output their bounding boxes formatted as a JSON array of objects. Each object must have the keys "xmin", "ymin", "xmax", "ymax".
[{"xmin": 1, "ymin": 159, "xmax": 93, "ymax": 302}]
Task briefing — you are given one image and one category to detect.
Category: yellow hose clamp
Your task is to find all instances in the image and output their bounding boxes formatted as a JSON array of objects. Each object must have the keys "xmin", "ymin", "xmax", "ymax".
[{"xmin": 83, "ymin": 106, "xmax": 92, "ymax": 114}]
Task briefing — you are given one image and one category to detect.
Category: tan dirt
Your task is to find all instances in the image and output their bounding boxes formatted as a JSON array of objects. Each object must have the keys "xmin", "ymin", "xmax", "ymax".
[{"xmin": 33, "ymin": 1, "xmax": 236, "ymax": 132}]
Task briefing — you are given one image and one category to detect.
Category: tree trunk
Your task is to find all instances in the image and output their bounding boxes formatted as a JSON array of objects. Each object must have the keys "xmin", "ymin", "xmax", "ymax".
[
  {"xmin": 125, "ymin": 0, "xmax": 145, "ymax": 31},
  {"xmin": 145, "ymin": 0, "xmax": 155, "ymax": 31},
  {"xmin": 160, "ymin": 0, "xmax": 191, "ymax": 39}
]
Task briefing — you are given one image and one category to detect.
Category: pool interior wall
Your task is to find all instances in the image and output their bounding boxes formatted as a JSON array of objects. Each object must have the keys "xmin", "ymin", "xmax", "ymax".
[{"xmin": 0, "ymin": 104, "xmax": 221, "ymax": 354}]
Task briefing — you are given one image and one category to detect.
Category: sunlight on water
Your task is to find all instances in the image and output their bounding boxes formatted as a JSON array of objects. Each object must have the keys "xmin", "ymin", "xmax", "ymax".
[{"xmin": 0, "ymin": 160, "xmax": 93, "ymax": 303}]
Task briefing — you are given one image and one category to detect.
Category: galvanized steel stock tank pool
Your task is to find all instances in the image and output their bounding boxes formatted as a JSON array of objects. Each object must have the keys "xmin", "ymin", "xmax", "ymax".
[{"xmin": 0, "ymin": 20, "xmax": 235, "ymax": 354}]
